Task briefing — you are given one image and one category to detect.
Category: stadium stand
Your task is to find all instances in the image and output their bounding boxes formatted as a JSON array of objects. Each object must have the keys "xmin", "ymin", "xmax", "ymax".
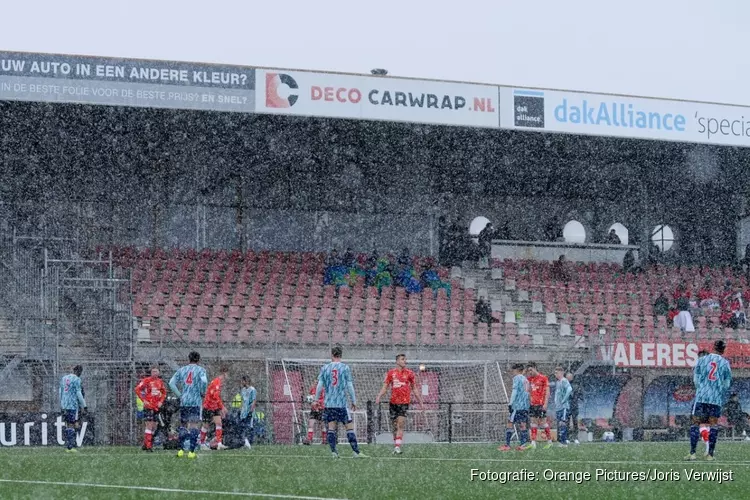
[
  {"xmin": 106, "ymin": 247, "xmax": 524, "ymax": 347},
  {"xmin": 496, "ymin": 258, "xmax": 748, "ymax": 345}
]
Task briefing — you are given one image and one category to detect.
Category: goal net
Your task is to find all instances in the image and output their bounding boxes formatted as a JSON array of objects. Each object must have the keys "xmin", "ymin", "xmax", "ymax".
[{"xmin": 265, "ymin": 359, "xmax": 510, "ymax": 444}]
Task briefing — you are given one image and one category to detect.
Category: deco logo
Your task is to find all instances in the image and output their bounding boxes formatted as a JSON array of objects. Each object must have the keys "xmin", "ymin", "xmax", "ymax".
[{"xmin": 265, "ymin": 73, "xmax": 299, "ymax": 108}]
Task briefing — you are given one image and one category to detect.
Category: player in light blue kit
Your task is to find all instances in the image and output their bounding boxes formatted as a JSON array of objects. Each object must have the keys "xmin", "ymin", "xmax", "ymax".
[
  {"xmin": 169, "ymin": 351, "xmax": 208, "ymax": 458},
  {"xmin": 240, "ymin": 375, "xmax": 257, "ymax": 449},
  {"xmin": 554, "ymin": 366, "xmax": 573, "ymax": 448},
  {"xmin": 499, "ymin": 363, "xmax": 531, "ymax": 452},
  {"xmin": 59, "ymin": 365, "xmax": 86, "ymax": 452},
  {"xmin": 314, "ymin": 345, "xmax": 367, "ymax": 458},
  {"xmin": 686, "ymin": 340, "xmax": 732, "ymax": 461}
]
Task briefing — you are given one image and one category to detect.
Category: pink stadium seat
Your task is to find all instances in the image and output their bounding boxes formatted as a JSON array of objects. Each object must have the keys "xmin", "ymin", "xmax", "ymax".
[
  {"xmin": 146, "ymin": 304, "xmax": 161, "ymax": 319},
  {"xmin": 164, "ymin": 304, "xmax": 178, "ymax": 319},
  {"xmin": 301, "ymin": 326, "xmax": 316, "ymax": 344}
]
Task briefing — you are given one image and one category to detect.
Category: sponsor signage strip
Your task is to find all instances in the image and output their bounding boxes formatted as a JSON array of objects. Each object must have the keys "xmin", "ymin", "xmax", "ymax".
[
  {"xmin": 0, "ymin": 51, "xmax": 255, "ymax": 113},
  {"xmin": 0, "ymin": 412, "xmax": 94, "ymax": 446},
  {"xmin": 597, "ymin": 341, "xmax": 750, "ymax": 369},
  {"xmin": 500, "ymin": 86, "xmax": 750, "ymax": 147},
  {"xmin": 256, "ymin": 69, "xmax": 499, "ymax": 128}
]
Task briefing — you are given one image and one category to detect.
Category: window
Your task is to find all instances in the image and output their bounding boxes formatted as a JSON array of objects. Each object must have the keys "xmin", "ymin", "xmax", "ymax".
[
  {"xmin": 469, "ymin": 216, "xmax": 491, "ymax": 236},
  {"xmin": 609, "ymin": 223, "xmax": 629, "ymax": 245},
  {"xmin": 563, "ymin": 220, "xmax": 586, "ymax": 244},
  {"xmin": 651, "ymin": 225, "xmax": 674, "ymax": 252}
]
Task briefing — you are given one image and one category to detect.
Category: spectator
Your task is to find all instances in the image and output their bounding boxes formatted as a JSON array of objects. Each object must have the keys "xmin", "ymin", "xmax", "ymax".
[
  {"xmin": 730, "ymin": 291, "xmax": 746, "ymax": 328},
  {"xmin": 653, "ymin": 292, "xmax": 670, "ymax": 316},
  {"xmin": 606, "ymin": 229, "xmax": 621, "ymax": 245},
  {"xmin": 420, "ymin": 259, "xmax": 451, "ymax": 298},
  {"xmin": 740, "ymin": 244, "xmax": 750, "ymax": 281},
  {"xmin": 622, "ymin": 249, "xmax": 635, "ymax": 273},
  {"xmin": 674, "ymin": 306, "xmax": 695, "ymax": 333},
  {"xmin": 673, "ymin": 280, "xmax": 691, "ymax": 301},
  {"xmin": 698, "ymin": 280, "xmax": 719, "ymax": 310},
  {"xmin": 551, "ymin": 255, "xmax": 571, "ymax": 282},
  {"xmin": 725, "ymin": 394, "xmax": 750, "ymax": 440},
  {"xmin": 397, "ymin": 263, "xmax": 423, "ymax": 294},
  {"xmin": 326, "ymin": 249, "xmax": 341, "ymax": 268},
  {"xmin": 475, "ymin": 297, "xmax": 495, "ymax": 325},
  {"xmin": 324, "ymin": 249, "xmax": 343, "ymax": 285},
  {"xmin": 477, "ymin": 222, "xmax": 494, "ymax": 269},
  {"xmin": 342, "ymin": 248, "xmax": 356, "ymax": 268},
  {"xmin": 397, "ymin": 247, "xmax": 412, "ymax": 272},
  {"xmin": 647, "ymin": 243, "xmax": 660, "ymax": 268},
  {"xmin": 374, "ymin": 258, "xmax": 393, "ymax": 294},
  {"xmin": 364, "ymin": 250, "xmax": 379, "ymax": 287}
]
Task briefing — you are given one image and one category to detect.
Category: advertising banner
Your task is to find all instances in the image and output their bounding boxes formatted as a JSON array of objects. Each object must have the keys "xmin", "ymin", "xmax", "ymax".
[
  {"xmin": 597, "ymin": 341, "xmax": 750, "ymax": 369},
  {"xmin": 256, "ymin": 69, "xmax": 499, "ymax": 128},
  {"xmin": 500, "ymin": 87, "xmax": 750, "ymax": 147},
  {"xmin": 0, "ymin": 51, "xmax": 255, "ymax": 113},
  {"xmin": 0, "ymin": 412, "xmax": 94, "ymax": 447}
]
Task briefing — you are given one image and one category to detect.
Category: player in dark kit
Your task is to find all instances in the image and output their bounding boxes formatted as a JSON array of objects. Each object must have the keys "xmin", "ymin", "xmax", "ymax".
[
  {"xmin": 305, "ymin": 384, "xmax": 326, "ymax": 445},
  {"xmin": 526, "ymin": 362, "xmax": 552, "ymax": 449},
  {"xmin": 134, "ymin": 367, "xmax": 167, "ymax": 451},
  {"xmin": 376, "ymin": 354, "xmax": 424, "ymax": 454}
]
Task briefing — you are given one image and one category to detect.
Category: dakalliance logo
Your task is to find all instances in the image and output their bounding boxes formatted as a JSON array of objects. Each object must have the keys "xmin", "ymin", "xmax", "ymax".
[
  {"xmin": 0, "ymin": 414, "xmax": 89, "ymax": 447},
  {"xmin": 553, "ymin": 98, "xmax": 687, "ymax": 132}
]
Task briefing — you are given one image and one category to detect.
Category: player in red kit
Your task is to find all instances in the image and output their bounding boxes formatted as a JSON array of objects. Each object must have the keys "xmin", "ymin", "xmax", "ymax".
[
  {"xmin": 305, "ymin": 384, "xmax": 326, "ymax": 445},
  {"xmin": 200, "ymin": 365, "xmax": 229, "ymax": 450},
  {"xmin": 526, "ymin": 362, "xmax": 553, "ymax": 449},
  {"xmin": 134, "ymin": 367, "xmax": 167, "ymax": 452},
  {"xmin": 376, "ymin": 354, "xmax": 424, "ymax": 454}
]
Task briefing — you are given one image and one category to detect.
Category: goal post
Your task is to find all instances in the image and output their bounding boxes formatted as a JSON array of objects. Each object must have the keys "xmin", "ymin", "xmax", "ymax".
[{"xmin": 265, "ymin": 359, "xmax": 511, "ymax": 444}]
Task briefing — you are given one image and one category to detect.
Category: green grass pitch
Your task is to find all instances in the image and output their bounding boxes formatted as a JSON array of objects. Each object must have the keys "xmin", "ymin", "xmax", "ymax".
[{"xmin": 0, "ymin": 442, "xmax": 748, "ymax": 499}]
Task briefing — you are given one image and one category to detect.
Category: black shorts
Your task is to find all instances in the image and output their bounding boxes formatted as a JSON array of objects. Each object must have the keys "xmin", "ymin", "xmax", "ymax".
[
  {"xmin": 389, "ymin": 403, "xmax": 409, "ymax": 420},
  {"xmin": 529, "ymin": 405, "xmax": 547, "ymax": 419},
  {"xmin": 202, "ymin": 409, "xmax": 222, "ymax": 423},
  {"xmin": 309, "ymin": 410, "xmax": 324, "ymax": 421},
  {"xmin": 143, "ymin": 409, "xmax": 160, "ymax": 422},
  {"xmin": 692, "ymin": 402, "xmax": 722, "ymax": 421}
]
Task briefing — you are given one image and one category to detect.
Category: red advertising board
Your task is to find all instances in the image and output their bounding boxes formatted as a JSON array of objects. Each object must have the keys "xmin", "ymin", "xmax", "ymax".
[{"xmin": 597, "ymin": 341, "xmax": 750, "ymax": 369}]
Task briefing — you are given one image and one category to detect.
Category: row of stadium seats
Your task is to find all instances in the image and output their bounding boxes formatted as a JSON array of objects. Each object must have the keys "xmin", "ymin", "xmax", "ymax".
[
  {"xmin": 110, "ymin": 247, "xmax": 500, "ymax": 346},
  {"xmin": 157, "ymin": 321, "xmax": 532, "ymax": 347}
]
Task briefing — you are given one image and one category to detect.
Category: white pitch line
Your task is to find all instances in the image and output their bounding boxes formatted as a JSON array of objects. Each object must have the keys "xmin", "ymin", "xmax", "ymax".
[{"xmin": 0, "ymin": 479, "xmax": 348, "ymax": 500}]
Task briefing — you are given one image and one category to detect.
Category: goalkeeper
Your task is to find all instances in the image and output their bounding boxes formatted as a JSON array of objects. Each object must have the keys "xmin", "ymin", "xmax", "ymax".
[{"xmin": 305, "ymin": 384, "xmax": 326, "ymax": 445}]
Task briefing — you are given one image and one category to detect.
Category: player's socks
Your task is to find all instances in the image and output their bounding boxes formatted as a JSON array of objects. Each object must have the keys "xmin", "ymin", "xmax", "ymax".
[
  {"xmin": 215, "ymin": 426, "xmax": 223, "ymax": 444},
  {"xmin": 189, "ymin": 428, "xmax": 200, "ymax": 452},
  {"xmin": 199, "ymin": 427, "xmax": 208, "ymax": 444},
  {"xmin": 65, "ymin": 427, "xmax": 76, "ymax": 450},
  {"xmin": 394, "ymin": 433, "xmax": 403, "ymax": 449},
  {"xmin": 347, "ymin": 430, "xmax": 360, "ymax": 454},
  {"xmin": 558, "ymin": 422, "xmax": 568, "ymax": 444},
  {"xmin": 530, "ymin": 426, "xmax": 538, "ymax": 441},
  {"xmin": 307, "ymin": 429, "xmax": 313, "ymax": 442},
  {"xmin": 178, "ymin": 426, "xmax": 188, "ymax": 450},
  {"xmin": 144, "ymin": 429, "xmax": 153, "ymax": 449},
  {"xmin": 689, "ymin": 424, "xmax": 700, "ymax": 455},
  {"xmin": 505, "ymin": 428, "xmax": 513, "ymax": 447},
  {"xmin": 708, "ymin": 427, "xmax": 718, "ymax": 456},
  {"xmin": 327, "ymin": 429, "xmax": 337, "ymax": 453},
  {"xmin": 520, "ymin": 429, "xmax": 529, "ymax": 445},
  {"xmin": 543, "ymin": 424, "xmax": 551, "ymax": 441}
]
